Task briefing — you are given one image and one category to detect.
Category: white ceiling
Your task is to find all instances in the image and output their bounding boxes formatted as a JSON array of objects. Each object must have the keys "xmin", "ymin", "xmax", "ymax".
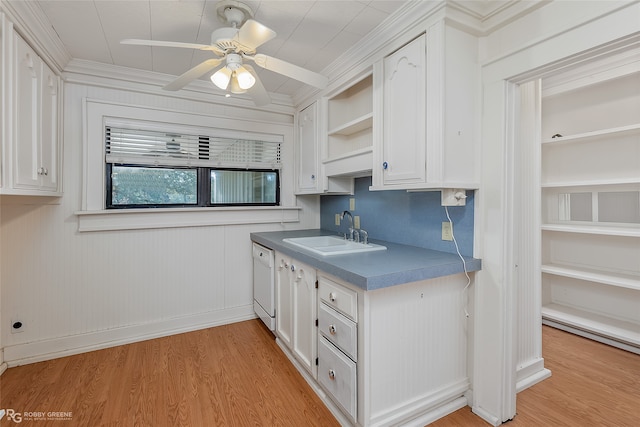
[{"xmin": 34, "ymin": 0, "xmax": 412, "ymax": 97}]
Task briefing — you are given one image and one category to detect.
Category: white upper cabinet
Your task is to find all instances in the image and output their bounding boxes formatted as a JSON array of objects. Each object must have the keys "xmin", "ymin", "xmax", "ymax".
[
  {"xmin": 1, "ymin": 19, "xmax": 62, "ymax": 196},
  {"xmin": 379, "ymin": 34, "xmax": 426, "ymax": 185},
  {"xmin": 295, "ymin": 101, "xmax": 321, "ymax": 194},
  {"xmin": 371, "ymin": 20, "xmax": 479, "ymax": 191}
]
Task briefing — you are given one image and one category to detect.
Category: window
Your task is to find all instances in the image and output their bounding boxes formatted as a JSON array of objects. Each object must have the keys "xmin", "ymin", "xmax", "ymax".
[{"xmin": 105, "ymin": 126, "xmax": 280, "ymax": 208}]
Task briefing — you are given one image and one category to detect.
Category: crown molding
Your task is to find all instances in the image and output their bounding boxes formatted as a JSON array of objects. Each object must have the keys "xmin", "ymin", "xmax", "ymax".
[
  {"xmin": 1, "ymin": 0, "xmax": 71, "ymax": 73},
  {"xmin": 64, "ymin": 58, "xmax": 296, "ymax": 116},
  {"xmin": 293, "ymin": 0, "xmax": 549, "ymax": 106}
]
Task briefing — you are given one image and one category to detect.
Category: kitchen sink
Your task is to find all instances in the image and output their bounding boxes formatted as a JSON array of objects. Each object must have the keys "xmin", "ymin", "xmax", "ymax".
[{"xmin": 283, "ymin": 235, "xmax": 386, "ymax": 256}]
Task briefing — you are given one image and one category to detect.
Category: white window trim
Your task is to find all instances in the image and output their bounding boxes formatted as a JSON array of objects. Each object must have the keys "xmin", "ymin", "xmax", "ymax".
[{"xmin": 78, "ymin": 99, "xmax": 298, "ymax": 232}]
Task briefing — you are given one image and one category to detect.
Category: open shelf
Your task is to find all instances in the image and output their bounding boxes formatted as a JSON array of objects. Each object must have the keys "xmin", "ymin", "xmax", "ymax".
[
  {"xmin": 541, "ymin": 177, "xmax": 640, "ymax": 188},
  {"xmin": 541, "ymin": 223, "xmax": 640, "ymax": 237},
  {"xmin": 542, "ymin": 263, "xmax": 640, "ymax": 291},
  {"xmin": 541, "ymin": 123, "xmax": 640, "ymax": 145},
  {"xmin": 540, "ymin": 65, "xmax": 640, "ymax": 351},
  {"xmin": 542, "ymin": 303, "xmax": 640, "ymax": 349},
  {"xmin": 328, "ymin": 113, "xmax": 373, "ymax": 137}
]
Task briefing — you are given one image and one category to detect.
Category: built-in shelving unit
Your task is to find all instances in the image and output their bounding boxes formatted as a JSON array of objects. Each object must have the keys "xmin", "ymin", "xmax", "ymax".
[
  {"xmin": 540, "ymin": 62, "xmax": 640, "ymax": 354},
  {"xmin": 323, "ymin": 73, "xmax": 373, "ymax": 177}
]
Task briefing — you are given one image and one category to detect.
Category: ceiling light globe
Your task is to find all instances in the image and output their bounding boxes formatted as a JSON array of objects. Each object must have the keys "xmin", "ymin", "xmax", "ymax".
[
  {"xmin": 236, "ymin": 68, "xmax": 256, "ymax": 90},
  {"xmin": 211, "ymin": 67, "xmax": 232, "ymax": 90}
]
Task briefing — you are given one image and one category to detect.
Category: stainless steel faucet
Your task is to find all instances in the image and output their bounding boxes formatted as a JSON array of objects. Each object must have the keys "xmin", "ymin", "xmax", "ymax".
[{"xmin": 340, "ymin": 210, "xmax": 354, "ymax": 241}]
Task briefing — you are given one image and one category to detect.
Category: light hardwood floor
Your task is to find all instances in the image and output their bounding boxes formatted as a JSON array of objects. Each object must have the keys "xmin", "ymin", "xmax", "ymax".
[{"xmin": 1, "ymin": 321, "xmax": 638, "ymax": 426}]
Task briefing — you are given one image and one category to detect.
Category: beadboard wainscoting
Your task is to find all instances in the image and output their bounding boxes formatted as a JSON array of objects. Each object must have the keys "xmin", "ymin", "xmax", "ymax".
[{"xmin": 0, "ymin": 79, "xmax": 320, "ymax": 366}]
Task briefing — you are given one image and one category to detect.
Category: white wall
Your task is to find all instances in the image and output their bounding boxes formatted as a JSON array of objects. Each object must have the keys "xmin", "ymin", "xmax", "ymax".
[{"xmin": 0, "ymin": 79, "xmax": 320, "ymax": 366}]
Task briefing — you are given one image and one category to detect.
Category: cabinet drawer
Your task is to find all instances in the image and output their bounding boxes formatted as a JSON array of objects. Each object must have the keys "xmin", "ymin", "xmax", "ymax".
[
  {"xmin": 319, "ymin": 276, "xmax": 357, "ymax": 321},
  {"xmin": 319, "ymin": 303, "xmax": 357, "ymax": 360},
  {"xmin": 318, "ymin": 336, "xmax": 357, "ymax": 422}
]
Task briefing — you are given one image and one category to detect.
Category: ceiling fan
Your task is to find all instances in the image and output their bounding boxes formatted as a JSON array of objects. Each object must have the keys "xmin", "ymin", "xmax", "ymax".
[{"xmin": 121, "ymin": 0, "xmax": 328, "ymax": 106}]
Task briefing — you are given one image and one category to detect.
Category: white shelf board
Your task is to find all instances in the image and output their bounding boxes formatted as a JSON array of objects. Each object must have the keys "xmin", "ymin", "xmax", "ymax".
[
  {"xmin": 323, "ymin": 147, "xmax": 373, "ymax": 177},
  {"xmin": 541, "ymin": 223, "xmax": 640, "ymax": 237},
  {"xmin": 328, "ymin": 113, "xmax": 373, "ymax": 137},
  {"xmin": 541, "ymin": 123, "xmax": 640, "ymax": 145},
  {"xmin": 542, "ymin": 303, "xmax": 640, "ymax": 347},
  {"xmin": 541, "ymin": 263, "xmax": 640, "ymax": 291},
  {"xmin": 541, "ymin": 177, "xmax": 640, "ymax": 188}
]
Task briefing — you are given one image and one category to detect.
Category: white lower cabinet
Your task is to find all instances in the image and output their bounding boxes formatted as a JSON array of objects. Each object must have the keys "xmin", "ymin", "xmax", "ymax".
[
  {"xmin": 317, "ymin": 277, "xmax": 359, "ymax": 422},
  {"xmin": 318, "ymin": 335, "xmax": 357, "ymax": 422},
  {"xmin": 273, "ymin": 255, "xmax": 471, "ymax": 426},
  {"xmin": 274, "ymin": 252, "xmax": 317, "ymax": 377}
]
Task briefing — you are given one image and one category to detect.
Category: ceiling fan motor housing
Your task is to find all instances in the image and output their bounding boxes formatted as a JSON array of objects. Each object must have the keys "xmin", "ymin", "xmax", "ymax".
[
  {"xmin": 225, "ymin": 53, "xmax": 243, "ymax": 70},
  {"xmin": 211, "ymin": 26, "xmax": 238, "ymax": 51}
]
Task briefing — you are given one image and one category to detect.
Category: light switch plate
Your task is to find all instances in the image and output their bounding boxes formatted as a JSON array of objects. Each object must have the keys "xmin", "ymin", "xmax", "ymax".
[
  {"xmin": 335, "ymin": 213, "xmax": 341, "ymax": 226},
  {"xmin": 349, "ymin": 198, "xmax": 355, "ymax": 211},
  {"xmin": 354, "ymin": 216, "xmax": 360, "ymax": 229}
]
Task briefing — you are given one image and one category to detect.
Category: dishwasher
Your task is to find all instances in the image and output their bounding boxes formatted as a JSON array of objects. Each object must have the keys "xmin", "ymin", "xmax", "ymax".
[{"xmin": 253, "ymin": 243, "xmax": 275, "ymax": 330}]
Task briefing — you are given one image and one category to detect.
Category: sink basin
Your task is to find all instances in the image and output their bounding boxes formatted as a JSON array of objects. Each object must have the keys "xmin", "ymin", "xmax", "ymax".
[{"xmin": 283, "ymin": 235, "xmax": 386, "ymax": 256}]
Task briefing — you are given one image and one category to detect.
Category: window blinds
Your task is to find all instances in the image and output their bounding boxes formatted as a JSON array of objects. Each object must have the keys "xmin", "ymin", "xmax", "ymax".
[{"xmin": 105, "ymin": 126, "xmax": 282, "ymax": 169}]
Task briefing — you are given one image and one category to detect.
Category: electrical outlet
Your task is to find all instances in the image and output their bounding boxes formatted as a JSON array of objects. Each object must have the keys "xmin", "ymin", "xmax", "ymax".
[
  {"xmin": 442, "ymin": 222, "xmax": 453, "ymax": 241},
  {"xmin": 354, "ymin": 216, "xmax": 360, "ymax": 229},
  {"xmin": 349, "ymin": 198, "xmax": 355, "ymax": 211},
  {"xmin": 11, "ymin": 319, "xmax": 24, "ymax": 334},
  {"xmin": 335, "ymin": 213, "xmax": 341, "ymax": 226},
  {"xmin": 441, "ymin": 189, "xmax": 467, "ymax": 206}
]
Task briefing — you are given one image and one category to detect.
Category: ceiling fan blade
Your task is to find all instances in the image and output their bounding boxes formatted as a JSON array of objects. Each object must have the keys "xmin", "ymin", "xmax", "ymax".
[
  {"xmin": 243, "ymin": 64, "xmax": 271, "ymax": 106},
  {"xmin": 121, "ymin": 39, "xmax": 222, "ymax": 54},
  {"xmin": 248, "ymin": 54, "xmax": 328, "ymax": 89},
  {"xmin": 234, "ymin": 19, "xmax": 276, "ymax": 51},
  {"xmin": 163, "ymin": 58, "xmax": 223, "ymax": 91}
]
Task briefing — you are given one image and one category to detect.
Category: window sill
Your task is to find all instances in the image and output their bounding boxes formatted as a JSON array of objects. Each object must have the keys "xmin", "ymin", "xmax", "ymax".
[{"xmin": 75, "ymin": 206, "xmax": 301, "ymax": 232}]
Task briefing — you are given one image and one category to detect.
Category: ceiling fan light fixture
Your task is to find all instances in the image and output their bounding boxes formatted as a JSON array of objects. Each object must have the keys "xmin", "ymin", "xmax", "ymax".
[
  {"xmin": 211, "ymin": 67, "xmax": 232, "ymax": 90},
  {"xmin": 236, "ymin": 66, "xmax": 256, "ymax": 89},
  {"xmin": 229, "ymin": 73, "xmax": 247, "ymax": 94}
]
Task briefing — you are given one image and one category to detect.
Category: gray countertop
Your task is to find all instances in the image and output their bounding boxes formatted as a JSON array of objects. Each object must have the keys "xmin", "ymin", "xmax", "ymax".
[{"xmin": 251, "ymin": 229, "xmax": 481, "ymax": 291}]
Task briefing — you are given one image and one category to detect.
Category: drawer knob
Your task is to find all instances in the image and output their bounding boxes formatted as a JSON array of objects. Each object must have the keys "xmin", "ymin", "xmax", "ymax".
[
  {"xmin": 329, "ymin": 292, "xmax": 337, "ymax": 302},
  {"xmin": 329, "ymin": 325, "xmax": 337, "ymax": 335},
  {"xmin": 328, "ymin": 369, "xmax": 336, "ymax": 380}
]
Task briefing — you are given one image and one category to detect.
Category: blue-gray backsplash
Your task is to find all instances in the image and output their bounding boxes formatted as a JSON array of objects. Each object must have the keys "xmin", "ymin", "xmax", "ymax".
[{"xmin": 320, "ymin": 177, "xmax": 474, "ymax": 256}]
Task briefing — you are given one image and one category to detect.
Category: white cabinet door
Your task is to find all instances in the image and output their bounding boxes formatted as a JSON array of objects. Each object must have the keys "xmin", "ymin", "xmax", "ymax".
[
  {"xmin": 296, "ymin": 101, "xmax": 320, "ymax": 193},
  {"xmin": 275, "ymin": 252, "xmax": 317, "ymax": 378},
  {"xmin": 291, "ymin": 258, "xmax": 317, "ymax": 377},
  {"xmin": 13, "ymin": 33, "xmax": 40, "ymax": 190},
  {"xmin": 380, "ymin": 34, "xmax": 426, "ymax": 185},
  {"xmin": 38, "ymin": 60, "xmax": 60, "ymax": 191},
  {"xmin": 275, "ymin": 252, "xmax": 293, "ymax": 349},
  {"xmin": 11, "ymin": 31, "xmax": 60, "ymax": 193}
]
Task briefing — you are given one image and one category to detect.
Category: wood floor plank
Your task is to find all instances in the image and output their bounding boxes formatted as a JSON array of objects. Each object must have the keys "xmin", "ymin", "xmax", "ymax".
[
  {"xmin": 1, "ymin": 322, "xmax": 638, "ymax": 426},
  {"xmin": 431, "ymin": 325, "xmax": 640, "ymax": 427},
  {"xmin": 0, "ymin": 320, "xmax": 339, "ymax": 427}
]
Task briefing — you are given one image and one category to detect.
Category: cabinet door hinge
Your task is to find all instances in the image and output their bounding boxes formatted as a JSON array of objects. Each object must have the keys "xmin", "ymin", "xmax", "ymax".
[
  {"xmin": 315, "ymin": 280, "xmax": 318, "ymax": 289},
  {"xmin": 315, "ymin": 357, "xmax": 319, "ymax": 366},
  {"xmin": 315, "ymin": 318, "xmax": 319, "ymax": 327}
]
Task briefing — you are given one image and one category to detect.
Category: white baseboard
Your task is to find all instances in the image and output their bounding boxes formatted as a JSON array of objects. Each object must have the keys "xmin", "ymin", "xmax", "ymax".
[
  {"xmin": 276, "ymin": 337, "xmax": 471, "ymax": 427},
  {"xmin": 0, "ymin": 362, "xmax": 7, "ymax": 376},
  {"xmin": 516, "ymin": 357, "xmax": 552, "ymax": 392},
  {"xmin": 4, "ymin": 305, "xmax": 256, "ymax": 367},
  {"xmin": 472, "ymin": 406, "xmax": 501, "ymax": 426}
]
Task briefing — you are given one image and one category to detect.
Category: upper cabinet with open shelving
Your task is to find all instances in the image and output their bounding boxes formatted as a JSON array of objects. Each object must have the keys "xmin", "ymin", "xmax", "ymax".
[{"xmin": 323, "ymin": 73, "xmax": 374, "ymax": 178}]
